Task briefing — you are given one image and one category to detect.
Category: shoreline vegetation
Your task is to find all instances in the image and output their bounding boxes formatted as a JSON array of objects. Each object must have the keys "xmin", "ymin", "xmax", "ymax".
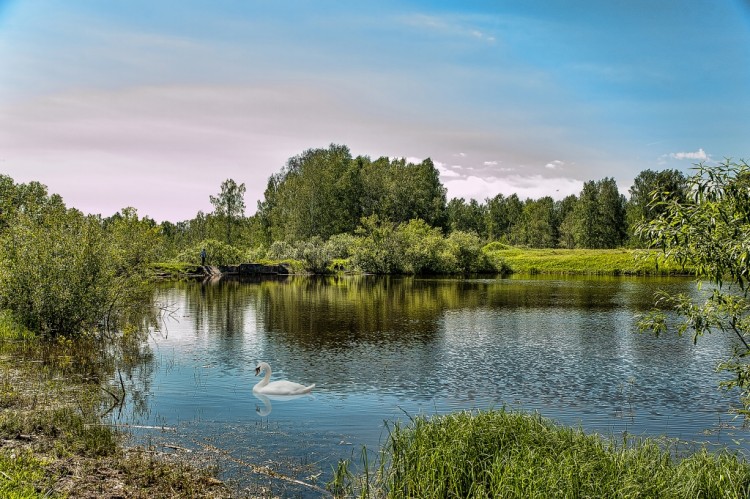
[{"xmin": 150, "ymin": 246, "xmax": 693, "ymax": 280}]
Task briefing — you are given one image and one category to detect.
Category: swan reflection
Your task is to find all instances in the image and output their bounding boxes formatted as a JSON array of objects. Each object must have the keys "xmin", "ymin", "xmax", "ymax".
[{"xmin": 253, "ymin": 391, "xmax": 312, "ymax": 416}]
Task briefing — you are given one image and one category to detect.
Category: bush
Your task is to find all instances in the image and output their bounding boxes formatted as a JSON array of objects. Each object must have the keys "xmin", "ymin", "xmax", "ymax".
[
  {"xmin": 0, "ymin": 206, "xmax": 156, "ymax": 337},
  {"xmin": 176, "ymin": 239, "xmax": 244, "ymax": 266},
  {"xmin": 324, "ymin": 233, "xmax": 357, "ymax": 259},
  {"xmin": 265, "ymin": 240, "xmax": 298, "ymax": 260},
  {"xmin": 442, "ymin": 231, "xmax": 493, "ymax": 273},
  {"xmin": 298, "ymin": 236, "xmax": 331, "ymax": 273}
]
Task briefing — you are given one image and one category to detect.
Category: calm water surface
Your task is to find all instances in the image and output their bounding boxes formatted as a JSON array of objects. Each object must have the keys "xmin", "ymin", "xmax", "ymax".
[{"xmin": 116, "ymin": 275, "xmax": 749, "ymax": 494}]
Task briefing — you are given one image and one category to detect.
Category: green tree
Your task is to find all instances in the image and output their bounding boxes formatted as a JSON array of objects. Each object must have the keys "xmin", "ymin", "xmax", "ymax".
[
  {"xmin": 361, "ymin": 156, "xmax": 447, "ymax": 227},
  {"xmin": 210, "ymin": 179, "xmax": 246, "ymax": 245},
  {"xmin": 484, "ymin": 193, "xmax": 523, "ymax": 242},
  {"xmin": 351, "ymin": 215, "xmax": 404, "ymax": 274},
  {"xmin": 555, "ymin": 195, "xmax": 578, "ymax": 248},
  {"xmin": 571, "ymin": 178, "xmax": 626, "ymax": 248},
  {"xmin": 627, "ymin": 169, "xmax": 687, "ymax": 247},
  {"xmin": 257, "ymin": 144, "xmax": 358, "ymax": 241},
  {"xmin": 636, "ymin": 160, "xmax": 750, "ymax": 416},
  {"xmin": 446, "ymin": 198, "xmax": 486, "ymax": 236},
  {"xmin": 510, "ymin": 197, "xmax": 555, "ymax": 248}
]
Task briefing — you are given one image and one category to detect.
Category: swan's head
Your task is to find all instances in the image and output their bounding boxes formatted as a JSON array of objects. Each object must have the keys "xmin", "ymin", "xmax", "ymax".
[{"xmin": 255, "ymin": 361, "xmax": 270, "ymax": 376}]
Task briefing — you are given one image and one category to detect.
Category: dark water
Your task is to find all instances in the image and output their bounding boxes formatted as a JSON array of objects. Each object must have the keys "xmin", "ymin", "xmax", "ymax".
[{"xmin": 117, "ymin": 275, "xmax": 749, "ymax": 495}]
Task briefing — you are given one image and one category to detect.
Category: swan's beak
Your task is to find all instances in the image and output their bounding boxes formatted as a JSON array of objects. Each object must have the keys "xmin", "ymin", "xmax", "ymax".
[{"xmin": 255, "ymin": 366, "xmax": 261, "ymax": 376}]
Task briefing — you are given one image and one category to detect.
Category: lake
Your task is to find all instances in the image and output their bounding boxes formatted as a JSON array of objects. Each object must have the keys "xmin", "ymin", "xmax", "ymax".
[{"xmin": 116, "ymin": 275, "xmax": 749, "ymax": 495}]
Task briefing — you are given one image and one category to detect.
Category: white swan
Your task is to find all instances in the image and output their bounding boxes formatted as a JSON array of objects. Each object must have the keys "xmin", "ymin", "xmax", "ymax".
[{"xmin": 253, "ymin": 361, "xmax": 315, "ymax": 395}]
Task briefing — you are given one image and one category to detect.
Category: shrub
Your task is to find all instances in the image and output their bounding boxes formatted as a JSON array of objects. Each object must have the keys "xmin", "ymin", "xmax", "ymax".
[{"xmin": 176, "ymin": 239, "xmax": 244, "ymax": 266}]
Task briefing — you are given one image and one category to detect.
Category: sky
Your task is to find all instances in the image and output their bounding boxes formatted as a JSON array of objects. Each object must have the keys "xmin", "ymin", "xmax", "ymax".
[{"xmin": 1, "ymin": 0, "xmax": 749, "ymax": 222}]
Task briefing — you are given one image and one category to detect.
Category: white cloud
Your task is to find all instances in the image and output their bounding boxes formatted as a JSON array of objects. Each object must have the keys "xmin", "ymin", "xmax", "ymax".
[
  {"xmin": 436, "ymin": 162, "xmax": 462, "ymax": 178},
  {"xmin": 545, "ymin": 160, "xmax": 564, "ymax": 169},
  {"xmin": 443, "ymin": 174, "xmax": 583, "ymax": 202},
  {"xmin": 399, "ymin": 14, "xmax": 497, "ymax": 44},
  {"xmin": 668, "ymin": 148, "xmax": 707, "ymax": 160},
  {"xmin": 483, "ymin": 160, "xmax": 499, "ymax": 166}
]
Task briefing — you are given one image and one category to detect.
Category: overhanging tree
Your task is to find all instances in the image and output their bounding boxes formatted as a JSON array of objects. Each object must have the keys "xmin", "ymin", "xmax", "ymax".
[{"xmin": 636, "ymin": 159, "xmax": 750, "ymax": 416}]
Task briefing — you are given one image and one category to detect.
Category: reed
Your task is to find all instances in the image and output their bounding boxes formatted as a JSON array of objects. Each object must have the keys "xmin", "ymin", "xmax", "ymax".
[{"xmin": 364, "ymin": 409, "xmax": 750, "ymax": 498}]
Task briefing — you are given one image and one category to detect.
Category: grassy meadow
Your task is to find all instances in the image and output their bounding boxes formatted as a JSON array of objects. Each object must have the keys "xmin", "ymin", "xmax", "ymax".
[{"xmin": 483, "ymin": 246, "xmax": 692, "ymax": 276}]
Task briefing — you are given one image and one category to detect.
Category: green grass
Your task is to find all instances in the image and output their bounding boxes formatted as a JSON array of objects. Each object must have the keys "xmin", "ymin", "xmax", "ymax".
[
  {"xmin": 483, "ymin": 246, "xmax": 692, "ymax": 276},
  {"xmin": 360, "ymin": 409, "xmax": 750, "ymax": 498},
  {"xmin": 0, "ymin": 450, "xmax": 52, "ymax": 498}
]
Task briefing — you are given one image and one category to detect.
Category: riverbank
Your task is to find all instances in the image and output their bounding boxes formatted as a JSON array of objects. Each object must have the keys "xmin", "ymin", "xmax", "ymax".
[
  {"xmin": 152, "ymin": 247, "xmax": 691, "ymax": 280},
  {"xmin": 0, "ymin": 314, "xmax": 231, "ymax": 498}
]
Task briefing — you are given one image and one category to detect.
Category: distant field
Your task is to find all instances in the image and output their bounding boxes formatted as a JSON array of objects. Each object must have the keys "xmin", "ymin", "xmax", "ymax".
[{"xmin": 484, "ymin": 246, "xmax": 692, "ymax": 276}]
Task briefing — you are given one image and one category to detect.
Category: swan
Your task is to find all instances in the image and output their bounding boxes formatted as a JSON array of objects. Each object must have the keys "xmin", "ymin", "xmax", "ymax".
[{"xmin": 253, "ymin": 361, "xmax": 315, "ymax": 395}]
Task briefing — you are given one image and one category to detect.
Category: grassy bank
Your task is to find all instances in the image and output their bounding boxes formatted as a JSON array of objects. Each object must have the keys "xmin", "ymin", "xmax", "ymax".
[
  {"xmin": 0, "ymin": 313, "xmax": 230, "ymax": 498},
  {"xmin": 340, "ymin": 409, "xmax": 750, "ymax": 498},
  {"xmin": 484, "ymin": 246, "xmax": 692, "ymax": 276},
  {"xmin": 157, "ymin": 247, "xmax": 691, "ymax": 279}
]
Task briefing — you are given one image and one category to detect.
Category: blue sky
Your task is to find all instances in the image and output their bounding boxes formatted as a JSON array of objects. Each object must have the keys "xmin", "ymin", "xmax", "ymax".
[{"xmin": 1, "ymin": 0, "xmax": 749, "ymax": 222}]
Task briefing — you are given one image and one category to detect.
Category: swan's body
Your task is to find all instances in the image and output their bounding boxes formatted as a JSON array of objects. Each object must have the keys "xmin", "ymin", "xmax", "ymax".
[{"xmin": 253, "ymin": 362, "xmax": 315, "ymax": 395}]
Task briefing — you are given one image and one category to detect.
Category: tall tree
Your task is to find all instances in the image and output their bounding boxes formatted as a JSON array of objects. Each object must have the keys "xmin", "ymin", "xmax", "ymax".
[
  {"xmin": 210, "ymin": 179, "xmax": 246, "ymax": 245},
  {"xmin": 447, "ymin": 198, "xmax": 486, "ymax": 236},
  {"xmin": 627, "ymin": 169, "xmax": 687, "ymax": 247},
  {"xmin": 484, "ymin": 193, "xmax": 523, "ymax": 242},
  {"xmin": 571, "ymin": 178, "xmax": 626, "ymax": 248},
  {"xmin": 512, "ymin": 197, "xmax": 556, "ymax": 248},
  {"xmin": 555, "ymin": 195, "xmax": 578, "ymax": 248}
]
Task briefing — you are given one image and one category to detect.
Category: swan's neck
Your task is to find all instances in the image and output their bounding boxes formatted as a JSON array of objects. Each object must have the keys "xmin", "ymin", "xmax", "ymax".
[{"xmin": 254, "ymin": 365, "xmax": 272, "ymax": 390}]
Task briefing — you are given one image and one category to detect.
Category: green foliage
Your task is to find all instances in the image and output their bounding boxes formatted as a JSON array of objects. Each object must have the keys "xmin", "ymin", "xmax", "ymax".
[
  {"xmin": 176, "ymin": 239, "xmax": 244, "ymax": 266},
  {"xmin": 351, "ymin": 216, "xmax": 404, "ymax": 274},
  {"xmin": 636, "ymin": 160, "xmax": 750, "ymax": 416},
  {"xmin": 210, "ymin": 178, "xmax": 246, "ymax": 245},
  {"xmin": 0, "ymin": 449, "xmax": 51, "ymax": 497},
  {"xmin": 298, "ymin": 236, "xmax": 332, "ymax": 273},
  {"xmin": 443, "ymin": 230, "xmax": 492, "ymax": 273},
  {"xmin": 256, "ymin": 145, "xmax": 448, "ymax": 242},
  {"xmin": 265, "ymin": 240, "xmax": 298, "ymax": 260},
  {"xmin": 324, "ymin": 233, "xmax": 357, "ymax": 259},
  {"xmin": 510, "ymin": 197, "xmax": 556, "ymax": 248},
  {"xmin": 568, "ymin": 178, "xmax": 627, "ymax": 249},
  {"xmin": 350, "ymin": 218, "xmax": 496, "ymax": 275},
  {"xmin": 0, "ymin": 197, "xmax": 157, "ymax": 336},
  {"xmin": 399, "ymin": 219, "xmax": 447, "ymax": 274},
  {"xmin": 368, "ymin": 409, "xmax": 750, "ymax": 498},
  {"xmin": 627, "ymin": 169, "xmax": 687, "ymax": 247}
]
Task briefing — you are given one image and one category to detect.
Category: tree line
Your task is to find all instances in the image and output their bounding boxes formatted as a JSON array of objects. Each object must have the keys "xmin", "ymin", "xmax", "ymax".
[
  {"xmin": 0, "ymin": 143, "xmax": 693, "ymax": 285},
  {"xmin": 161, "ymin": 143, "xmax": 689, "ymax": 253}
]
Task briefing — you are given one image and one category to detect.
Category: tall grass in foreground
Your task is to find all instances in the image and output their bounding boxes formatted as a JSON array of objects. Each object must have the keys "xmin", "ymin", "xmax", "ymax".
[{"xmin": 350, "ymin": 409, "xmax": 750, "ymax": 498}]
